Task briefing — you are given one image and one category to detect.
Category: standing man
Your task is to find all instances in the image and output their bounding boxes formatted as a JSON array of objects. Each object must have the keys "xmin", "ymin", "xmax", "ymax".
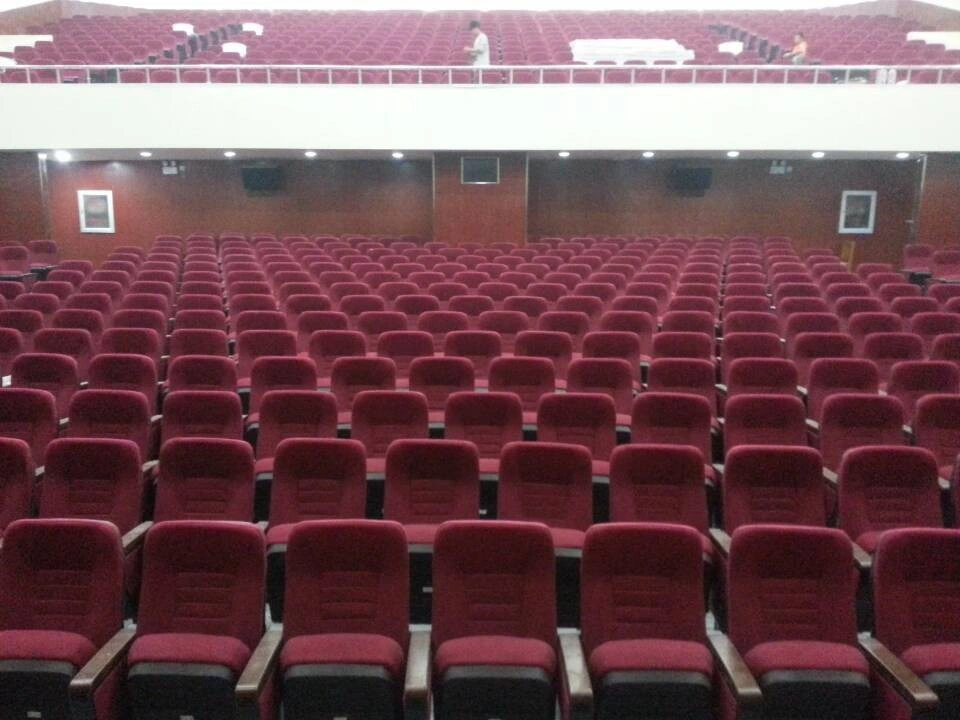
[{"xmin": 464, "ymin": 20, "xmax": 491, "ymax": 67}]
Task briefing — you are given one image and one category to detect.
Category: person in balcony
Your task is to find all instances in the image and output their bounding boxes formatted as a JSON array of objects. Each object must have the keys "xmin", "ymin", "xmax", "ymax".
[
  {"xmin": 464, "ymin": 20, "xmax": 491, "ymax": 67},
  {"xmin": 783, "ymin": 32, "xmax": 809, "ymax": 64}
]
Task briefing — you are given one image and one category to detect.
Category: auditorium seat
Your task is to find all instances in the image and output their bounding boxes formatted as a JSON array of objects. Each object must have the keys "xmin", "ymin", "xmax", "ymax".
[
  {"xmin": 891, "ymin": 296, "xmax": 940, "ymax": 322},
  {"xmin": 862, "ymin": 332, "xmax": 925, "ymax": 386},
  {"xmin": 910, "ymin": 311, "xmax": 960, "ymax": 354},
  {"xmin": 424, "ymin": 520, "xmax": 557, "ymax": 720},
  {"xmin": 443, "ymin": 391, "xmax": 523, "ymax": 483},
  {"xmin": 154, "ymin": 439, "xmax": 255, "ymax": 522},
  {"xmin": 99, "ymin": 327, "xmax": 163, "ymax": 369},
  {"xmin": 10, "ymin": 353, "xmax": 79, "ymax": 418},
  {"xmin": 646, "ymin": 358, "xmax": 717, "ymax": 411},
  {"xmin": 33, "ymin": 328, "xmax": 95, "ymax": 379},
  {"xmin": 121, "ymin": 521, "xmax": 271, "ymax": 720},
  {"xmin": 376, "ymin": 330, "xmax": 434, "ymax": 381},
  {"xmin": 631, "ymin": 393, "xmax": 713, "ymax": 479},
  {"xmin": 351, "ymin": 390, "xmax": 428, "ymax": 476},
  {"xmin": 408, "ymin": 357, "xmax": 475, "ymax": 425},
  {"xmin": 536, "ymin": 393, "xmax": 616, "ymax": 478},
  {"xmin": 837, "ymin": 446, "xmax": 942, "ymax": 555},
  {"xmin": 417, "ymin": 310, "xmax": 470, "ymax": 351},
  {"xmin": 330, "ymin": 357, "xmax": 397, "ymax": 425},
  {"xmin": 574, "ymin": 522, "xmax": 713, "ymax": 720},
  {"xmin": 805, "ymin": 358, "xmax": 880, "ymax": 422},
  {"xmin": 0, "ymin": 438, "xmax": 33, "ymax": 536},
  {"xmin": 815, "ymin": 393, "xmax": 906, "ymax": 470},
  {"xmin": 67, "ymin": 389, "xmax": 153, "ymax": 463},
  {"xmin": 246, "ymin": 356, "xmax": 317, "ymax": 419},
  {"xmin": 13, "ymin": 292, "xmax": 60, "ymax": 325},
  {"xmin": 792, "ymin": 332, "xmax": 855, "ymax": 386},
  {"xmin": 723, "ymin": 394, "xmax": 808, "ymax": 451},
  {"xmin": 723, "ymin": 358, "xmax": 798, "ymax": 403},
  {"xmin": 279, "ymin": 519, "xmax": 410, "ymax": 718},
  {"xmin": 724, "ymin": 525, "xmax": 869, "ymax": 720},
  {"xmin": 886, "ymin": 360, "xmax": 960, "ymax": 422},
  {"xmin": 488, "ymin": 356, "xmax": 556, "ymax": 427},
  {"xmin": 0, "ymin": 518, "xmax": 124, "ymax": 720},
  {"xmin": 236, "ymin": 329, "xmax": 297, "ymax": 385},
  {"xmin": 88, "ymin": 354, "xmax": 159, "ymax": 415},
  {"xmin": 160, "ymin": 390, "xmax": 243, "ymax": 443}
]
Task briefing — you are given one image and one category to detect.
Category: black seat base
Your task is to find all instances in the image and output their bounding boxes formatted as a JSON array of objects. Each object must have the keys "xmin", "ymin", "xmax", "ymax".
[
  {"xmin": 0, "ymin": 660, "xmax": 76, "ymax": 720},
  {"xmin": 923, "ymin": 672, "xmax": 960, "ymax": 720},
  {"xmin": 437, "ymin": 665, "xmax": 554, "ymax": 720},
  {"xmin": 283, "ymin": 664, "xmax": 399, "ymax": 720},
  {"xmin": 266, "ymin": 543, "xmax": 287, "ymax": 622},
  {"xmin": 598, "ymin": 670, "xmax": 713, "ymax": 720},
  {"xmin": 128, "ymin": 662, "xmax": 236, "ymax": 720},
  {"xmin": 759, "ymin": 669, "xmax": 870, "ymax": 719}
]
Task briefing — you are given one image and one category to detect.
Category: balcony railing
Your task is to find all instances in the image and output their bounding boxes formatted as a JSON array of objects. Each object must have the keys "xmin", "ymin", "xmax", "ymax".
[{"xmin": 2, "ymin": 63, "xmax": 959, "ymax": 85}]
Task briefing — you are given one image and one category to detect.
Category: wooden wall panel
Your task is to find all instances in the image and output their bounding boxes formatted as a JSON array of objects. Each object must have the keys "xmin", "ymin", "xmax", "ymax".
[
  {"xmin": 0, "ymin": 1, "xmax": 61, "ymax": 34},
  {"xmin": 528, "ymin": 158, "xmax": 920, "ymax": 265},
  {"xmin": 0, "ymin": 152, "xmax": 45, "ymax": 246},
  {"xmin": 44, "ymin": 159, "xmax": 433, "ymax": 266},
  {"xmin": 917, "ymin": 153, "xmax": 960, "ymax": 247},
  {"xmin": 433, "ymin": 152, "xmax": 527, "ymax": 247}
]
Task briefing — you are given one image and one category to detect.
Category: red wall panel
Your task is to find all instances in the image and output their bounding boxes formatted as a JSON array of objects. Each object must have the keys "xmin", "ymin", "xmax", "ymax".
[
  {"xmin": 528, "ymin": 157, "xmax": 920, "ymax": 265},
  {"xmin": 917, "ymin": 153, "xmax": 960, "ymax": 247},
  {"xmin": 433, "ymin": 152, "xmax": 527, "ymax": 247},
  {"xmin": 0, "ymin": 152, "xmax": 45, "ymax": 245},
  {"xmin": 43, "ymin": 158, "xmax": 434, "ymax": 266}
]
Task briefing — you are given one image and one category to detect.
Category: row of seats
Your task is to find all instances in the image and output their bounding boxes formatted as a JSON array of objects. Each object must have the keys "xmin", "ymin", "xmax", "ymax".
[
  {"xmin": 0, "ymin": 240, "xmax": 59, "ymax": 277},
  {"xmin": 902, "ymin": 244, "xmax": 960, "ymax": 279},
  {"xmin": 4, "ymin": 517, "xmax": 959, "ymax": 720}
]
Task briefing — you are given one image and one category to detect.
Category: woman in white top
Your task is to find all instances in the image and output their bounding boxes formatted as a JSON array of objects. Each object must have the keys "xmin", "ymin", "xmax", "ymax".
[{"xmin": 464, "ymin": 20, "xmax": 491, "ymax": 67}]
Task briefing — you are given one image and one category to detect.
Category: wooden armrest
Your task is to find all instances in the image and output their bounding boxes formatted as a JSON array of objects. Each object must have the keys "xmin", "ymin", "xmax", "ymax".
[
  {"xmin": 560, "ymin": 632, "xmax": 593, "ymax": 720},
  {"xmin": 822, "ymin": 467, "xmax": 838, "ymax": 488},
  {"xmin": 34, "ymin": 466, "xmax": 44, "ymax": 480},
  {"xmin": 859, "ymin": 637, "xmax": 939, "ymax": 712},
  {"xmin": 712, "ymin": 463, "xmax": 725, "ymax": 482},
  {"xmin": 256, "ymin": 520, "xmax": 268, "ymax": 533},
  {"xmin": 69, "ymin": 626, "xmax": 136, "ymax": 709},
  {"xmin": 709, "ymin": 528, "xmax": 732, "ymax": 559},
  {"xmin": 805, "ymin": 418, "xmax": 820, "ymax": 433},
  {"xmin": 715, "ymin": 383, "xmax": 728, "ymax": 398},
  {"xmin": 236, "ymin": 627, "xmax": 283, "ymax": 717},
  {"xmin": 902, "ymin": 425, "xmax": 915, "ymax": 441},
  {"xmin": 150, "ymin": 414, "xmax": 162, "ymax": 427},
  {"xmin": 141, "ymin": 460, "xmax": 159, "ymax": 476},
  {"xmin": 797, "ymin": 385, "xmax": 808, "ymax": 399},
  {"xmin": 121, "ymin": 521, "xmax": 152, "ymax": 555},
  {"xmin": 853, "ymin": 543, "xmax": 873, "ymax": 572},
  {"xmin": 708, "ymin": 632, "xmax": 762, "ymax": 710},
  {"xmin": 404, "ymin": 628, "xmax": 432, "ymax": 720},
  {"xmin": 940, "ymin": 477, "xmax": 951, "ymax": 492},
  {"xmin": 58, "ymin": 417, "xmax": 70, "ymax": 432}
]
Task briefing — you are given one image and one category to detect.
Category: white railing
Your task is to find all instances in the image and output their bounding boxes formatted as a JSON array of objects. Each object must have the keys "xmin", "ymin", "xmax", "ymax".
[{"xmin": 2, "ymin": 63, "xmax": 959, "ymax": 85}]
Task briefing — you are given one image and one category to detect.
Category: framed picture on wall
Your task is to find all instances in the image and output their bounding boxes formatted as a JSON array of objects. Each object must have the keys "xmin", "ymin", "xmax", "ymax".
[
  {"xmin": 838, "ymin": 190, "xmax": 877, "ymax": 235},
  {"xmin": 77, "ymin": 190, "xmax": 115, "ymax": 234}
]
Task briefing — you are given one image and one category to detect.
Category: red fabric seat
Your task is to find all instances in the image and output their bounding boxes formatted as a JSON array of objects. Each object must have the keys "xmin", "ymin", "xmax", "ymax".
[
  {"xmin": 129, "ymin": 632, "xmax": 252, "ymax": 677},
  {"xmin": 434, "ymin": 636, "xmax": 556, "ymax": 677},
  {"xmin": 901, "ymin": 643, "xmax": 960, "ymax": 677},
  {"xmin": 0, "ymin": 629, "xmax": 96, "ymax": 667},
  {"xmin": 744, "ymin": 640, "xmax": 869, "ymax": 677},
  {"xmin": 589, "ymin": 639, "xmax": 713, "ymax": 679},
  {"xmin": 280, "ymin": 633, "xmax": 405, "ymax": 680}
]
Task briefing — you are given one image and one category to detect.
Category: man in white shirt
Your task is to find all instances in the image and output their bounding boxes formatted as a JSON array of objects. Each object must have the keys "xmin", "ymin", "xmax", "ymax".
[{"xmin": 464, "ymin": 20, "xmax": 490, "ymax": 67}]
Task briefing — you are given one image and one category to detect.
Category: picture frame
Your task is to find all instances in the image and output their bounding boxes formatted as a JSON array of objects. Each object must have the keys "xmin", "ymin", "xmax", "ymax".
[
  {"xmin": 461, "ymin": 157, "xmax": 500, "ymax": 185},
  {"xmin": 838, "ymin": 190, "xmax": 877, "ymax": 235},
  {"xmin": 77, "ymin": 190, "xmax": 115, "ymax": 234}
]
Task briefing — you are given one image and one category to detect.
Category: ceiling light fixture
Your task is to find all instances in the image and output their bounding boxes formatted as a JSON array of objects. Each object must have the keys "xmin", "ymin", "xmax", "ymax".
[
  {"xmin": 558, "ymin": 151, "xmax": 570, "ymax": 158},
  {"xmin": 726, "ymin": 150, "xmax": 740, "ymax": 158},
  {"xmin": 642, "ymin": 151, "xmax": 655, "ymax": 158},
  {"xmin": 391, "ymin": 151, "xmax": 404, "ymax": 160},
  {"xmin": 53, "ymin": 150, "xmax": 72, "ymax": 163},
  {"xmin": 896, "ymin": 152, "xmax": 911, "ymax": 160},
  {"xmin": 811, "ymin": 151, "xmax": 825, "ymax": 159},
  {"xmin": 304, "ymin": 151, "xmax": 318, "ymax": 158},
  {"xmin": 139, "ymin": 151, "xmax": 153, "ymax": 158},
  {"xmin": 37, "ymin": 152, "xmax": 48, "ymax": 160},
  {"xmin": 223, "ymin": 151, "xmax": 237, "ymax": 158}
]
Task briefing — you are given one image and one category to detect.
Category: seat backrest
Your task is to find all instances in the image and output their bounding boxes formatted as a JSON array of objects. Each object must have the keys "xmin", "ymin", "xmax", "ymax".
[
  {"xmin": 862, "ymin": 332, "xmax": 925, "ymax": 383},
  {"xmin": 383, "ymin": 439, "xmax": 479, "ymax": 526},
  {"xmin": 723, "ymin": 445, "xmax": 826, "ymax": 531},
  {"xmin": 887, "ymin": 361, "xmax": 960, "ymax": 421},
  {"xmin": 0, "ymin": 518, "xmax": 123, "ymax": 648},
  {"xmin": 565, "ymin": 358, "xmax": 635, "ymax": 415},
  {"xmin": 137, "ymin": 521, "xmax": 264, "ymax": 652},
  {"xmin": 154, "ymin": 438, "xmax": 255, "ymax": 522},
  {"xmin": 432, "ymin": 520, "xmax": 555, "ymax": 647},
  {"xmin": 608, "ymin": 444, "xmax": 707, "ymax": 531},
  {"xmin": 792, "ymin": 332, "xmax": 855, "ymax": 385},
  {"xmin": 408, "ymin": 357, "xmax": 475, "ymax": 411},
  {"xmin": 581, "ymin": 523, "xmax": 706, "ymax": 657},
  {"xmin": 248, "ymin": 356, "xmax": 318, "ymax": 414},
  {"xmin": 284, "ymin": 519, "xmax": 409, "ymax": 647},
  {"xmin": 0, "ymin": 438, "xmax": 33, "ymax": 535},
  {"xmin": 536, "ymin": 392, "xmax": 617, "ymax": 460},
  {"xmin": 351, "ymin": 390, "xmax": 428, "ymax": 457},
  {"xmin": 160, "ymin": 390, "xmax": 243, "ymax": 444},
  {"xmin": 873, "ymin": 528, "xmax": 960, "ymax": 655},
  {"xmin": 10, "ymin": 353, "xmax": 78, "ymax": 418},
  {"xmin": 236, "ymin": 329, "xmax": 297, "ymax": 379},
  {"xmin": 87, "ymin": 353, "xmax": 158, "ymax": 414},
  {"xmin": 255, "ymin": 390, "xmax": 338, "ymax": 460},
  {"xmin": 268, "ymin": 438, "xmax": 367, "ymax": 526},
  {"xmin": 112, "ymin": 308, "xmax": 166, "ymax": 338},
  {"xmin": 376, "ymin": 330, "xmax": 434, "ymax": 376},
  {"xmin": 722, "ymin": 311, "xmax": 779, "ymax": 336},
  {"xmin": 646, "ymin": 358, "xmax": 717, "ymax": 410},
  {"xmin": 806, "ymin": 358, "xmax": 879, "ymax": 422},
  {"xmin": 67, "ymin": 388, "xmax": 151, "ymax": 460},
  {"xmin": 912, "ymin": 394, "xmax": 960, "ymax": 475},
  {"xmin": 487, "ymin": 356, "xmax": 556, "ymax": 411},
  {"xmin": 652, "ymin": 331, "xmax": 714, "ymax": 361},
  {"xmin": 838, "ymin": 446, "xmax": 942, "ymax": 547},
  {"xmin": 33, "ymin": 328, "xmax": 95, "ymax": 379},
  {"xmin": 724, "ymin": 394, "xmax": 808, "ymax": 451},
  {"xmin": 443, "ymin": 391, "xmax": 523, "ymax": 459},
  {"xmin": 630, "ymin": 392, "xmax": 712, "ymax": 461},
  {"xmin": 661, "ymin": 310, "xmax": 715, "ymax": 336},
  {"xmin": 819, "ymin": 393, "xmax": 906, "ymax": 469},
  {"xmin": 40, "ymin": 437, "xmax": 144, "ymax": 533},
  {"xmin": 497, "ymin": 441, "xmax": 593, "ymax": 530},
  {"xmin": 728, "ymin": 525, "xmax": 858, "ymax": 654}
]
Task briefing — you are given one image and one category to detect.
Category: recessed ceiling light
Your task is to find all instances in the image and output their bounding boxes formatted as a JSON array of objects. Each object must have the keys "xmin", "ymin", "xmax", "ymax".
[
  {"xmin": 391, "ymin": 151, "xmax": 404, "ymax": 160},
  {"xmin": 139, "ymin": 151, "xmax": 153, "ymax": 158},
  {"xmin": 896, "ymin": 152, "xmax": 911, "ymax": 160},
  {"xmin": 223, "ymin": 151, "xmax": 237, "ymax": 158},
  {"xmin": 811, "ymin": 151, "xmax": 825, "ymax": 159},
  {"xmin": 37, "ymin": 152, "xmax": 47, "ymax": 160},
  {"xmin": 304, "ymin": 151, "xmax": 317, "ymax": 158},
  {"xmin": 726, "ymin": 150, "xmax": 740, "ymax": 158},
  {"xmin": 558, "ymin": 151, "xmax": 570, "ymax": 158},
  {"xmin": 642, "ymin": 151, "xmax": 655, "ymax": 158},
  {"xmin": 53, "ymin": 150, "xmax": 72, "ymax": 163}
]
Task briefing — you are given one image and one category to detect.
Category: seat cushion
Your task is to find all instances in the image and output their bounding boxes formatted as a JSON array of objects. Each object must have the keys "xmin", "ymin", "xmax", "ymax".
[
  {"xmin": 281, "ymin": 633, "xmax": 405, "ymax": 680},
  {"xmin": 478, "ymin": 457, "xmax": 500, "ymax": 476},
  {"xmin": 855, "ymin": 531, "xmax": 882, "ymax": 555},
  {"xmin": 254, "ymin": 457, "xmax": 275, "ymax": 476},
  {"xmin": 744, "ymin": 641, "xmax": 868, "ymax": 677},
  {"xmin": 0, "ymin": 629, "xmax": 97, "ymax": 668},
  {"xmin": 434, "ymin": 636, "xmax": 556, "ymax": 678},
  {"xmin": 592, "ymin": 459, "xmax": 610, "ymax": 478},
  {"xmin": 589, "ymin": 639, "xmax": 713, "ymax": 680},
  {"xmin": 366, "ymin": 457, "xmax": 386, "ymax": 476},
  {"xmin": 404, "ymin": 524, "xmax": 439, "ymax": 545},
  {"xmin": 129, "ymin": 633, "xmax": 252, "ymax": 677},
  {"xmin": 549, "ymin": 527, "xmax": 586, "ymax": 550},
  {"xmin": 902, "ymin": 643, "xmax": 960, "ymax": 677},
  {"xmin": 266, "ymin": 522, "xmax": 295, "ymax": 547}
]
